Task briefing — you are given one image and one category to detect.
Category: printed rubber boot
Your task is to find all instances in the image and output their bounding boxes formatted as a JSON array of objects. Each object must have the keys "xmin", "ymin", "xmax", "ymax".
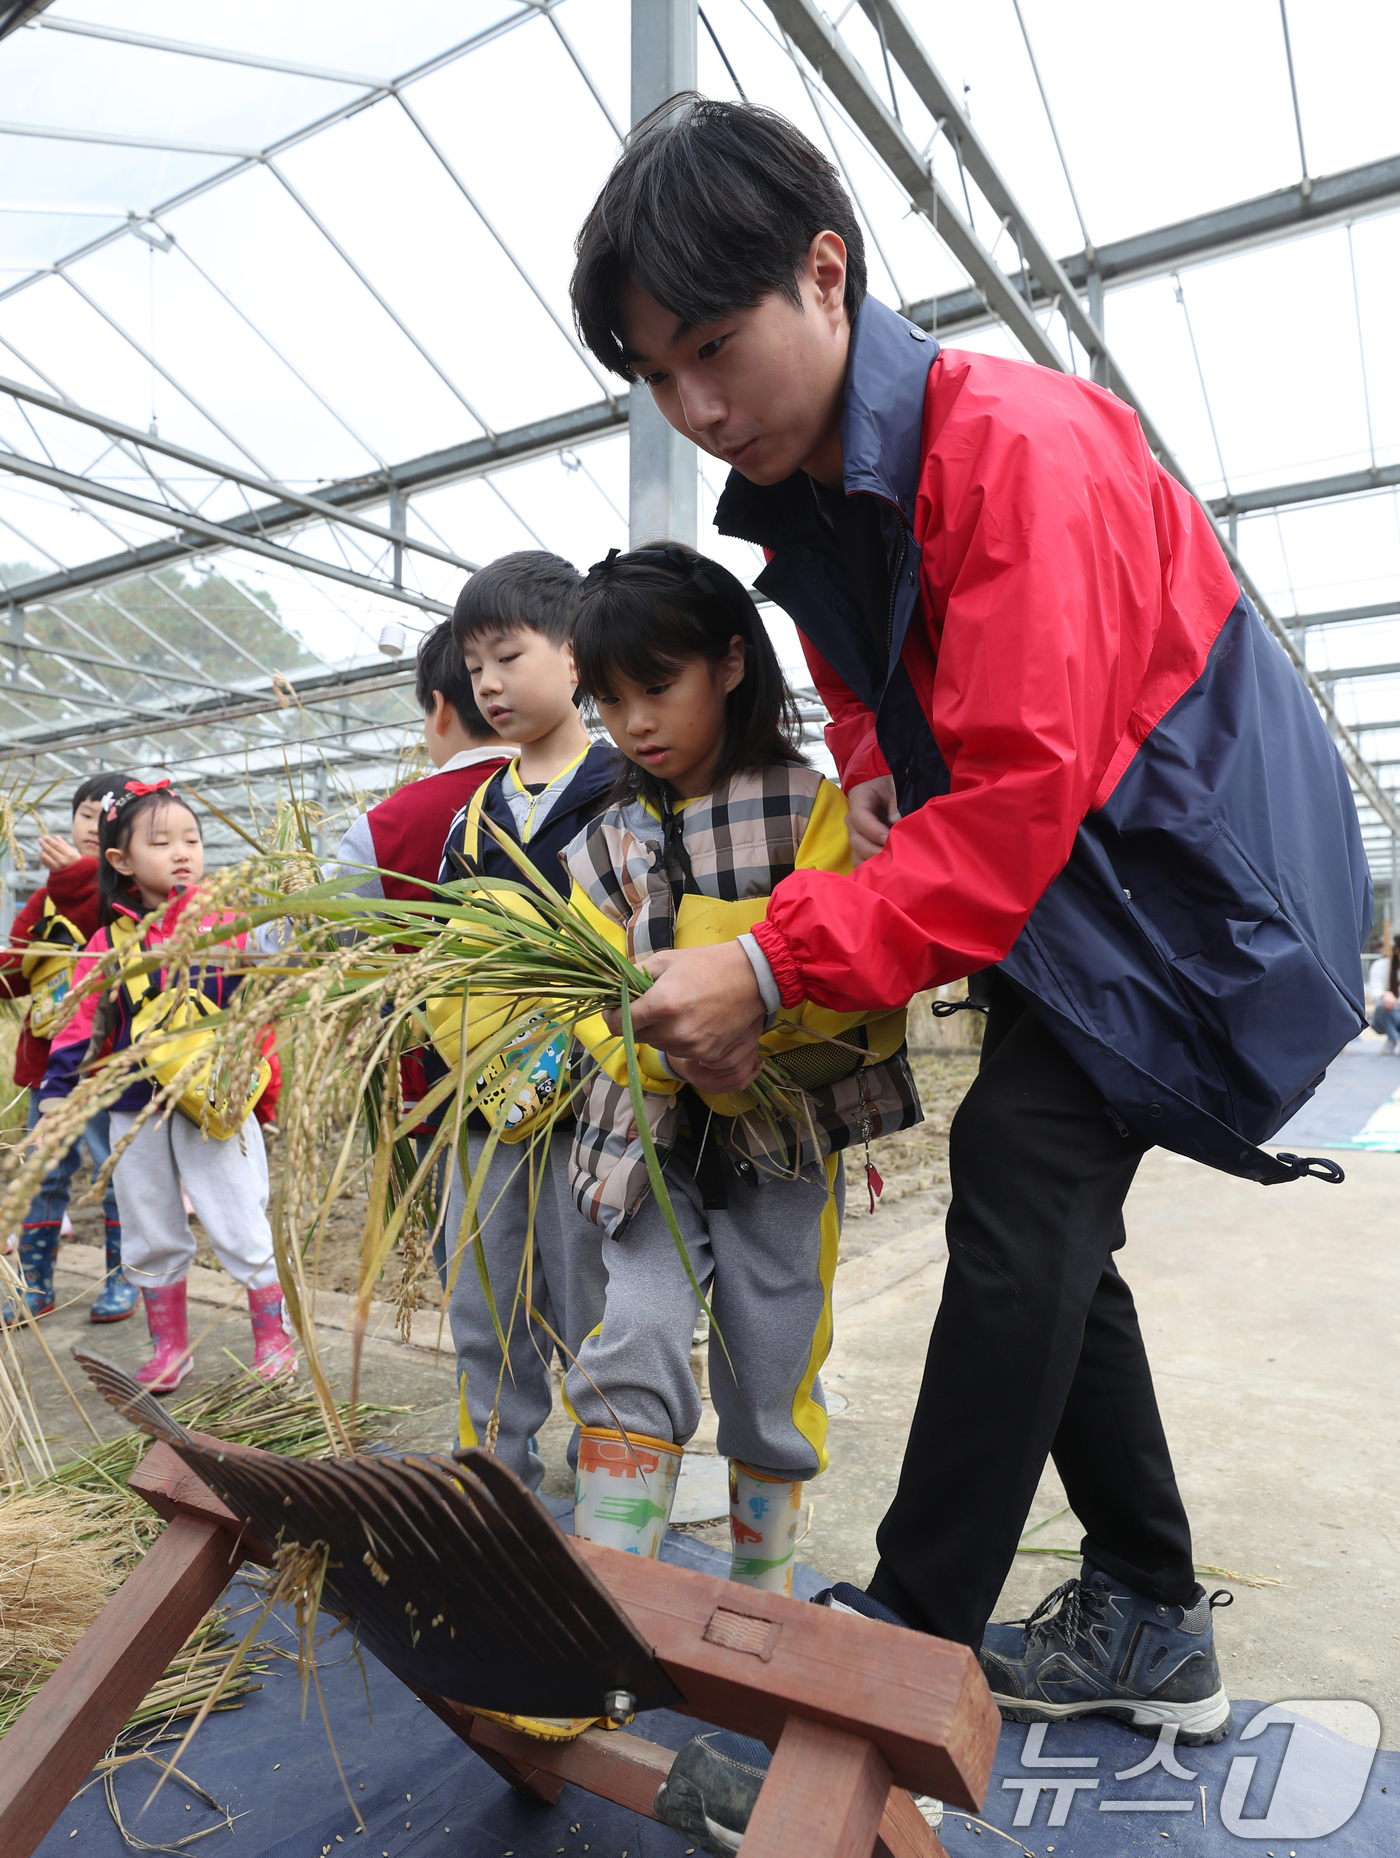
[
  {"xmin": 574, "ymin": 1425, "xmax": 683, "ymax": 1559},
  {"xmin": 468, "ymin": 1427, "xmax": 683, "ymax": 1748},
  {"xmin": 1, "ymin": 1221, "xmax": 60, "ymax": 1322},
  {"xmin": 247, "ymin": 1283, "xmax": 297, "ymax": 1380},
  {"xmin": 89, "ymin": 1221, "xmax": 139, "ymax": 1322},
  {"xmin": 728, "ymin": 1462, "xmax": 802, "ymax": 1594},
  {"xmin": 978, "ymin": 1561, "xmax": 1234, "ymax": 1746},
  {"xmin": 136, "ymin": 1281, "xmax": 193, "ymax": 1392}
]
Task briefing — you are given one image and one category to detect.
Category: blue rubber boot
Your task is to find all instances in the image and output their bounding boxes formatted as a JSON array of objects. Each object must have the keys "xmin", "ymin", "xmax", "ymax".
[
  {"xmin": 978, "ymin": 1561, "xmax": 1233, "ymax": 1746},
  {"xmin": 2, "ymin": 1221, "xmax": 60, "ymax": 1322},
  {"xmin": 90, "ymin": 1220, "xmax": 138, "ymax": 1322}
]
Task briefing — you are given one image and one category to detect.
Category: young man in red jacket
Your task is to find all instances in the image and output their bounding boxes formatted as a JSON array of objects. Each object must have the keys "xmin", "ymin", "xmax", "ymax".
[
  {"xmin": 1, "ymin": 770, "xmax": 138, "ymax": 1322},
  {"xmin": 569, "ymin": 98, "xmax": 1368, "ymax": 1815},
  {"xmin": 326, "ymin": 619, "xmax": 510, "ymax": 1284}
]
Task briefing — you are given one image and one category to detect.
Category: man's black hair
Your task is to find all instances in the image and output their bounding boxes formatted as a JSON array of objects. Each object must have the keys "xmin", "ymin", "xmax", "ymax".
[
  {"xmin": 452, "ymin": 551, "xmax": 583, "ymax": 649},
  {"xmin": 571, "ymin": 93, "xmax": 867, "ymax": 381},
  {"xmin": 71, "ymin": 770, "xmax": 131, "ymax": 816},
  {"xmin": 573, "ymin": 544, "xmax": 805, "ymax": 804},
  {"xmin": 413, "ymin": 620, "xmax": 495, "ymax": 740}
]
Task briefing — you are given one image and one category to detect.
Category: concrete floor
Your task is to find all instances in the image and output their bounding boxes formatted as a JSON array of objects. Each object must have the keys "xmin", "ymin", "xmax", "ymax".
[{"xmin": 24, "ymin": 1137, "xmax": 1399, "ymax": 1753}]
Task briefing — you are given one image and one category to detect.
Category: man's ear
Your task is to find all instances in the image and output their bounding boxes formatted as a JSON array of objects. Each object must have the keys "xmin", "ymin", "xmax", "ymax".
[{"xmin": 808, "ymin": 230, "xmax": 848, "ymax": 324}]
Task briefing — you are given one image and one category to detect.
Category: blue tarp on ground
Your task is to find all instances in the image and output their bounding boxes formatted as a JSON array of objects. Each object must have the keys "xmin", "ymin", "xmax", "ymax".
[
  {"xmin": 1274, "ymin": 1037, "xmax": 1400, "ymax": 1149},
  {"xmin": 33, "ymin": 1532, "xmax": 1397, "ymax": 1858}
]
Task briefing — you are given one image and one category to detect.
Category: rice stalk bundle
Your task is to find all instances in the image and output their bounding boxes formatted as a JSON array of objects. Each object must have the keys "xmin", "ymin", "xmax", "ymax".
[
  {"xmin": 0, "ymin": 1371, "xmax": 395, "ymax": 1740},
  {"xmin": 0, "ymin": 807, "xmax": 817, "ymax": 1438}
]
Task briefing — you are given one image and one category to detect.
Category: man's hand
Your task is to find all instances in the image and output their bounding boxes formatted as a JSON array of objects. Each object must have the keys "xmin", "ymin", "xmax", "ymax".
[
  {"xmin": 38, "ymin": 833, "xmax": 82, "ymax": 872},
  {"xmin": 603, "ymin": 942, "xmax": 766, "ymax": 1093},
  {"xmin": 846, "ymin": 775, "xmax": 901, "ymax": 865}
]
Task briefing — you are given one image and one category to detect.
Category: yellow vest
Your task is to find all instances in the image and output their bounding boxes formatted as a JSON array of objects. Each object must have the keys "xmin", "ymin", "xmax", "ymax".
[
  {"xmin": 568, "ymin": 778, "xmax": 907, "ymax": 1117},
  {"xmin": 115, "ymin": 919, "xmax": 270, "ymax": 1141}
]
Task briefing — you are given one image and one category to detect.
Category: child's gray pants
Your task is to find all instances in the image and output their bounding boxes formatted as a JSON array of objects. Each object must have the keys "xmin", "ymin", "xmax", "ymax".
[
  {"xmin": 445, "ymin": 1125, "xmax": 608, "ymax": 1493},
  {"xmin": 564, "ymin": 1153, "xmax": 844, "ymax": 1482},
  {"xmin": 109, "ymin": 1108, "xmax": 278, "ymax": 1290}
]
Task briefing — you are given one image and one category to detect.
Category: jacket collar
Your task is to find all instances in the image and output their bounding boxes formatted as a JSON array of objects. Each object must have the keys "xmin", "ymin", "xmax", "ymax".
[{"xmin": 714, "ymin": 295, "xmax": 939, "ymax": 549}]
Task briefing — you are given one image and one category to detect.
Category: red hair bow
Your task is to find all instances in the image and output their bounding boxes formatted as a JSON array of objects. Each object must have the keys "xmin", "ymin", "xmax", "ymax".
[{"xmin": 124, "ymin": 778, "xmax": 171, "ymax": 797}]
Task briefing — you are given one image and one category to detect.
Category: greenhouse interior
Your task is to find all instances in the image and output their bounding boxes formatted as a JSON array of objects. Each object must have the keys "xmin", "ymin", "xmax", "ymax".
[{"xmin": 0, "ymin": 3, "xmax": 1397, "ymax": 1855}]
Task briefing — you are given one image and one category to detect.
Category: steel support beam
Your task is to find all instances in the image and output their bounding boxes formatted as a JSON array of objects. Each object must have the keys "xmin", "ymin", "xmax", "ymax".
[
  {"xmin": 1288, "ymin": 600, "xmax": 1400, "ymax": 632},
  {"xmin": 4, "ymin": 656, "xmax": 419, "ymax": 759},
  {"xmin": 0, "ymin": 398, "xmax": 628, "ymax": 610},
  {"xmin": 0, "ymin": 452, "xmax": 454, "ymax": 616},
  {"xmin": 628, "ymin": 0, "xmax": 698, "ymax": 548},
  {"xmin": 907, "ymin": 152, "xmax": 1400, "ymax": 340},
  {"xmin": 1209, "ymin": 463, "xmax": 1400, "ymax": 520},
  {"xmin": 0, "ymin": 374, "xmax": 479, "ymax": 574},
  {"xmin": 1316, "ymin": 659, "xmax": 1400, "ymax": 685},
  {"xmin": 764, "ymin": 0, "xmax": 1398, "ymax": 836}
]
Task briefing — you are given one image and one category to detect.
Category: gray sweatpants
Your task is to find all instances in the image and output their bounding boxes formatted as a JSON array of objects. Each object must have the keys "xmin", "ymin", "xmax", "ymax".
[
  {"xmin": 109, "ymin": 1108, "xmax": 278, "ymax": 1291},
  {"xmin": 445, "ymin": 1125, "xmax": 608, "ymax": 1493},
  {"xmin": 564, "ymin": 1153, "xmax": 845, "ymax": 1482}
]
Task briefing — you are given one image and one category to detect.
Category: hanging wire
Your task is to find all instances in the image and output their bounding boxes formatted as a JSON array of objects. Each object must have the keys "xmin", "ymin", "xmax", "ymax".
[
  {"xmin": 1172, "ymin": 273, "xmax": 1231, "ymax": 496},
  {"xmin": 791, "ymin": 50, "xmax": 911, "ymax": 311},
  {"xmin": 871, "ymin": 5, "xmax": 902, "ymax": 126},
  {"xmin": 698, "ymin": 7, "xmax": 748, "ymax": 100},
  {"xmin": 1009, "ymin": 0, "xmax": 1093, "ymax": 255},
  {"xmin": 1272, "ymin": 509, "xmax": 1302, "ymax": 623},
  {"xmin": 1345, "ymin": 224, "xmax": 1378, "ymax": 473},
  {"xmin": 1277, "ymin": 0, "xmax": 1310, "ymax": 183}
]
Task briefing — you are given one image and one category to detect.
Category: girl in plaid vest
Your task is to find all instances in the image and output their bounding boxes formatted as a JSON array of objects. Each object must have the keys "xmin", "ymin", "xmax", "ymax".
[{"xmin": 560, "ymin": 545, "xmax": 922, "ymax": 1594}]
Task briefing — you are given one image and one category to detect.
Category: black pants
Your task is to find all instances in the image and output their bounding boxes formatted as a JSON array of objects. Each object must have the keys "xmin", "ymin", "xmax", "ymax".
[{"xmin": 866, "ymin": 972, "xmax": 1196, "ymax": 1648}]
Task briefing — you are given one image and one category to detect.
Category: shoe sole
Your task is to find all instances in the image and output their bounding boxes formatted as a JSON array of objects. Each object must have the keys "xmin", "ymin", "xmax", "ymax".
[
  {"xmin": 989, "ymin": 1687, "xmax": 1233, "ymax": 1747},
  {"xmin": 89, "ymin": 1307, "xmax": 138, "ymax": 1323}
]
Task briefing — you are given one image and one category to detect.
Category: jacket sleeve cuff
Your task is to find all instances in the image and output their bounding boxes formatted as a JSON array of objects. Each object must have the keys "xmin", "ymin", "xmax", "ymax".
[
  {"xmin": 750, "ymin": 919, "xmax": 806, "ymax": 1009},
  {"xmin": 736, "ymin": 933, "xmax": 782, "ymax": 1029},
  {"xmin": 839, "ymin": 733, "xmax": 892, "ymax": 792}
]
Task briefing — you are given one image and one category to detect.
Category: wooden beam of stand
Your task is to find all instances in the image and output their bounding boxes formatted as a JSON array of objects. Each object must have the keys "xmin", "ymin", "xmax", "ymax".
[
  {"xmin": 876, "ymin": 1785, "xmax": 949, "ymax": 1858},
  {"xmin": 572, "ymin": 1540, "xmax": 998, "ymax": 1810},
  {"xmin": 743, "ymin": 1716, "xmax": 892, "ymax": 1858},
  {"xmin": 0, "ymin": 1516, "xmax": 236, "ymax": 1858}
]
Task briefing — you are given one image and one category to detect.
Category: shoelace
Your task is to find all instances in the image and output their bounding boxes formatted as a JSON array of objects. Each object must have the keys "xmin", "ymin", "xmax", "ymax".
[{"xmin": 1016, "ymin": 1576, "xmax": 1109, "ymax": 1653}]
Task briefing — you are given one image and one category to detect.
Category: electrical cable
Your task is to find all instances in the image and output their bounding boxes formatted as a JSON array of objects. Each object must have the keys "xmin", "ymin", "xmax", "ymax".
[
  {"xmin": 698, "ymin": 7, "xmax": 748, "ymax": 99},
  {"xmin": 1009, "ymin": 0, "xmax": 1093, "ymax": 254},
  {"xmin": 1171, "ymin": 273, "xmax": 1231, "ymax": 496}
]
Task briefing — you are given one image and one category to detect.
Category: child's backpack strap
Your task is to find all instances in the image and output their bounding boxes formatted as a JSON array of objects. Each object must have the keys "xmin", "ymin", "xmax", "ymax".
[
  {"xmin": 111, "ymin": 917, "xmax": 161, "ymax": 1019},
  {"xmin": 460, "ymin": 770, "xmax": 500, "ymax": 874}
]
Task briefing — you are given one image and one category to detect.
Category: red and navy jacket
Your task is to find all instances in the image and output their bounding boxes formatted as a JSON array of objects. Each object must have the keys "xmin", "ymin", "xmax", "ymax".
[
  {"xmin": 721, "ymin": 295, "xmax": 1370, "ymax": 1185},
  {"xmin": 0, "ymin": 857, "xmax": 103, "ymax": 1089},
  {"xmin": 40, "ymin": 889, "xmax": 254, "ymax": 1115}
]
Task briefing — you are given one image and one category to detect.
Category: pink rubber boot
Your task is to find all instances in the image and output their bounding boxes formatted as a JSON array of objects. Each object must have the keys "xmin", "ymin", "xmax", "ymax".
[
  {"xmin": 247, "ymin": 1283, "xmax": 297, "ymax": 1380},
  {"xmin": 136, "ymin": 1282, "xmax": 193, "ymax": 1392}
]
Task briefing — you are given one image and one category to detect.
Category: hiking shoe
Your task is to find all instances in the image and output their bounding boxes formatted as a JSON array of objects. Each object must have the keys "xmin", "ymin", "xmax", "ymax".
[
  {"xmin": 979, "ymin": 1561, "xmax": 1234, "ymax": 1745},
  {"xmin": 653, "ymin": 1729, "xmax": 766, "ymax": 1855},
  {"xmin": 814, "ymin": 1579, "xmax": 910, "ymax": 1627}
]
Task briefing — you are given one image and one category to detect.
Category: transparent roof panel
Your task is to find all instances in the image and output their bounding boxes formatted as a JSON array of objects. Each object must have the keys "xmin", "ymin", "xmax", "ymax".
[{"xmin": 2, "ymin": 0, "xmax": 1397, "ymax": 882}]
